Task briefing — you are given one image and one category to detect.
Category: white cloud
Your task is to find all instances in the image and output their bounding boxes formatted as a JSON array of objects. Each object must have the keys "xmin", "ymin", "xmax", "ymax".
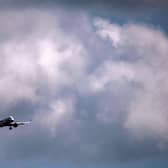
[
  {"xmin": 88, "ymin": 61, "xmax": 135, "ymax": 92},
  {"xmin": 0, "ymin": 10, "xmax": 87, "ymax": 106},
  {"xmin": 94, "ymin": 18, "xmax": 122, "ymax": 48},
  {"xmin": 95, "ymin": 18, "xmax": 168, "ymax": 143}
]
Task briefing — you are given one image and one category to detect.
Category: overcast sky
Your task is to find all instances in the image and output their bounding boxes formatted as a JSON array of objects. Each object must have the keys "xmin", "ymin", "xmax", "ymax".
[{"xmin": 0, "ymin": 1, "xmax": 168, "ymax": 168}]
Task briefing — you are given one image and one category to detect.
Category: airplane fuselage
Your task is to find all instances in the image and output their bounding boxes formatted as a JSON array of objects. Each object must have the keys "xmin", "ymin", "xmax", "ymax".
[{"xmin": 0, "ymin": 116, "xmax": 14, "ymax": 127}]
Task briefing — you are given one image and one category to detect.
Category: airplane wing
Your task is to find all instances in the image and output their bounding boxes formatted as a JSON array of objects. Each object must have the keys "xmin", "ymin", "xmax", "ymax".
[{"xmin": 15, "ymin": 121, "xmax": 31, "ymax": 125}]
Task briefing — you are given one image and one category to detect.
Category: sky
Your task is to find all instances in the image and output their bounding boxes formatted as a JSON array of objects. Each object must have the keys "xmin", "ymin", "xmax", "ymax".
[{"xmin": 0, "ymin": 0, "xmax": 168, "ymax": 168}]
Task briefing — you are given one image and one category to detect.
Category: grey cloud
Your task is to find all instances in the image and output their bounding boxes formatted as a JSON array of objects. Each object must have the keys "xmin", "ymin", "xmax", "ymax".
[{"xmin": 0, "ymin": 9, "xmax": 168, "ymax": 165}]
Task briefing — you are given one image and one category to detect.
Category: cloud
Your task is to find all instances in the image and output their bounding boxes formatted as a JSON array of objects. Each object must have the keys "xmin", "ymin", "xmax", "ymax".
[
  {"xmin": 0, "ymin": 9, "xmax": 87, "ymax": 107},
  {"xmin": 34, "ymin": 97, "xmax": 76, "ymax": 137},
  {"xmin": 1, "ymin": 9, "xmax": 168, "ymax": 164},
  {"xmin": 94, "ymin": 18, "xmax": 168, "ymax": 140}
]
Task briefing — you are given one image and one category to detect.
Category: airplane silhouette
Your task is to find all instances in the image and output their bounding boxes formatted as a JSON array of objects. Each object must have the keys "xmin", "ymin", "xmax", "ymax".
[{"xmin": 0, "ymin": 116, "xmax": 31, "ymax": 130}]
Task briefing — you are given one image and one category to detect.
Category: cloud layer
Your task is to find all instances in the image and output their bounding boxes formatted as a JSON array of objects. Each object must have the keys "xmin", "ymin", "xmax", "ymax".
[{"xmin": 0, "ymin": 9, "xmax": 168, "ymax": 164}]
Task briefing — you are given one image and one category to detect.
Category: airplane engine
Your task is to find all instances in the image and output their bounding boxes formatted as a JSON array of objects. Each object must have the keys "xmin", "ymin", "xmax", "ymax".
[{"xmin": 13, "ymin": 123, "xmax": 18, "ymax": 128}]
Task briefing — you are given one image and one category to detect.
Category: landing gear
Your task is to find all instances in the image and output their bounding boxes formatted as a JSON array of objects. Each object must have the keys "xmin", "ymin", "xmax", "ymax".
[{"xmin": 9, "ymin": 126, "xmax": 12, "ymax": 130}]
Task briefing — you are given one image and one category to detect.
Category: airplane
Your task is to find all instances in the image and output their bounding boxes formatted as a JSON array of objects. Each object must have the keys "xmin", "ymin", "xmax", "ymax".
[{"xmin": 0, "ymin": 116, "xmax": 31, "ymax": 130}]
